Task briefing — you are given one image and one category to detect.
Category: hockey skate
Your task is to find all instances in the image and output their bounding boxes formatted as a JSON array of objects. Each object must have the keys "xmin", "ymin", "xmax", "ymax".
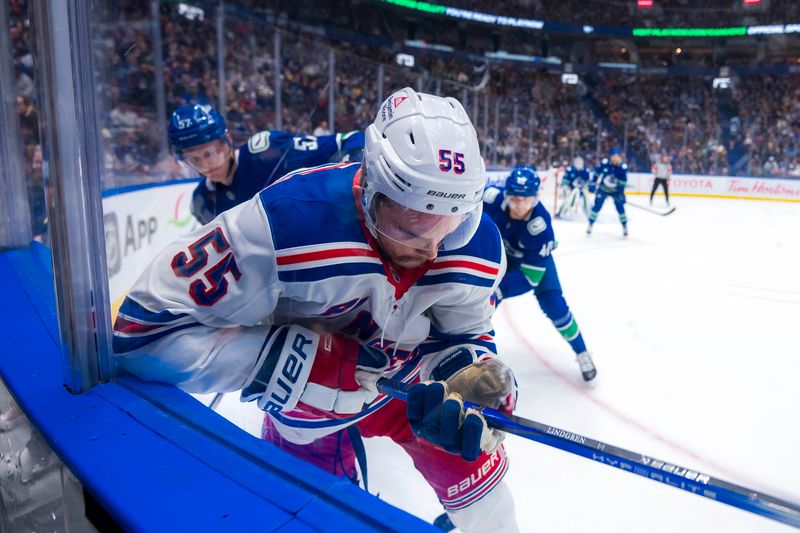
[
  {"xmin": 586, "ymin": 223, "xmax": 593, "ymax": 235},
  {"xmin": 622, "ymin": 225, "xmax": 628, "ymax": 237},
  {"xmin": 576, "ymin": 351, "xmax": 597, "ymax": 381}
]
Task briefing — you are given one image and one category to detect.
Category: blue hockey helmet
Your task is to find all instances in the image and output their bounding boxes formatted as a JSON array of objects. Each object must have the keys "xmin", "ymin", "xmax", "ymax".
[
  {"xmin": 505, "ymin": 166, "xmax": 540, "ymax": 197},
  {"xmin": 610, "ymin": 147, "xmax": 622, "ymax": 156},
  {"xmin": 168, "ymin": 103, "xmax": 228, "ymax": 156}
]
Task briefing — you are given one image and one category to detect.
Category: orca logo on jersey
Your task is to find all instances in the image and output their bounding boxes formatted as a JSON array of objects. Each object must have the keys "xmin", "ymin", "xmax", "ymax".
[
  {"xmin": 483, "ymin": 187, "xmax": 500, "ymax": 204},
  {"xmin": 427, "ymin": 190, "xmax": 466, "ymax": 199},
  {"xmin": 527, "ymin": 216, "xmax": 547, "ymax": 236},
  {"xmin": 247, "ymin": 131, "xmax": 270, "ymax": 154}
]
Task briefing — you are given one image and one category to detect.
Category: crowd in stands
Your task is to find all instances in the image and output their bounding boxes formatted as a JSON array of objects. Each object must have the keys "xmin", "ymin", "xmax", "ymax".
[{"xmin": 7, "ymin": 0, "xmax": 800, "ymax": 204}]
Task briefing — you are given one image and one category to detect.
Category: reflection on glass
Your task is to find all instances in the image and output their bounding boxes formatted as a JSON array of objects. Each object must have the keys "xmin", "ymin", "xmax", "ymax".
[{"xmin": 0, "ymin": 379, "xmax": 97, "ymax": 532}]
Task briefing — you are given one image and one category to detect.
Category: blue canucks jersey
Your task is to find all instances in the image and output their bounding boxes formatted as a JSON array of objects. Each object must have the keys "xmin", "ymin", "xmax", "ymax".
[
  {"xmin": 592, "ymin": 158, "xmax": 628, "ymax": 195},
  {"xmin": 562, "ymin": 166, "xmax": 590, "ymax": 188},
  {"xmin": 483, "ymin": 184, "xmax": 590, "ymax": 359},
  {"xmin": 191, "ymin": 130, "xmax": 364, "ymax": 224},
  {"xmin": 483, "ymin": 185, "xmax": 556, "ymax": 286}
]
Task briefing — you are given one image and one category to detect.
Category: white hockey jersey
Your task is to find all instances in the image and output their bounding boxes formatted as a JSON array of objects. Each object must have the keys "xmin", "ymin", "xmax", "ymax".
[{"xmin": 113, "ymin": 162, "xmax": 505, "ymax": 442}]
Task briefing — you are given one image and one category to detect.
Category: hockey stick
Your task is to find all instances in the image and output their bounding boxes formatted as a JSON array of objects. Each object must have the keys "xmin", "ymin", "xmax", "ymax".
[
  {"xmin": 207, "ymin": 393, "xmax": 224, "ymax": 411},
  {"xmin": 625, "ymin": 201, "xmax": 676, "ymax": 216},
  {"xmin": 377, "ymin": 379, "xmax": 800, "ymax": 528}
]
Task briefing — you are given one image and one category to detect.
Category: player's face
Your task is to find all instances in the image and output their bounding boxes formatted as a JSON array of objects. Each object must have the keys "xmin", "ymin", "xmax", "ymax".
[
  {"xmin": 506, "ymin": 195, "xmax": 537, "ymax": 220},
  {"xmin": 611, "ymin": 154, "xmax": 622, "ymax": 165},
  {"xmin": 373, "ymin": 196, "xmax": 464, "ymax": 268},
  {"xmin": 181, "ymin": 139, "xmax": 233, "ymax": 184}
]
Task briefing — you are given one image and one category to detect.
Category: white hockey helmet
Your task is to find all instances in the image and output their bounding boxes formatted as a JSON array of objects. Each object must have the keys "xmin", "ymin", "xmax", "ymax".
[
  {"xmin": 362, "ymin": 87, "xmax": 486, "ymax": 251},
  {"xmin": 573, "ymin": 156, "xmax": 584, "ymax": 170}
]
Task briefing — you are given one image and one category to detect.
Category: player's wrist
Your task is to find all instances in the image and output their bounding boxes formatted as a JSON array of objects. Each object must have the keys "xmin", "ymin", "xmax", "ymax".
[{"xmin": 241, "ymin": 326, "xmax": 386, "ymax": 416}]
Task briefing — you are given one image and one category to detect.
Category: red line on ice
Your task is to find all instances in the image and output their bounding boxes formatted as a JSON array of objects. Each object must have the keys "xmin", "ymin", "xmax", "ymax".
[{"xmin": 502, "ymin": 306, "xmax": 760, "ymax": 486}]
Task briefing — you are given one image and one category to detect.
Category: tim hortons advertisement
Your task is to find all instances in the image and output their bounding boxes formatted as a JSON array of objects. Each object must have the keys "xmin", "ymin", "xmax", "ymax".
[
  {"xmin": 626, "ymin": 172, "xmax": 800, "ymax": 201},
  {"xmin": 489, "ymin": 168, "xmax": 800, "ymax": 202}
]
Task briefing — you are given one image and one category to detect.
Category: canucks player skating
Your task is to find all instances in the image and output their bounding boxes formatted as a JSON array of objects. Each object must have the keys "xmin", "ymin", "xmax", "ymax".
[
  {"xmin": 587, "ymin": 147, "xmax": 629, "ymax": 236},
  {"xmin": 168, "ymin": 103, "xmax": 364, "ymax": 224},
  {"xmin": 484, "ymin": 167, "xmax": 597, "ymax": 381},
  {"xmin": 557, "ymin": 156, "xmax": 591, "ymax": 218},
  {"xmin": 115, "ymin": 88, "xmax": 520, "ymax": 532}
]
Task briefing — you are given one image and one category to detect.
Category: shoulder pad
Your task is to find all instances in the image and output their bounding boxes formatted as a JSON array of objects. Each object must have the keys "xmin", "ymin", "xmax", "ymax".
[
  {"xmin": 483, "ymin": 187, "xmax": 502, "ymax": 204},
  {"xmin": 246, "ymin": 131, "xmax": 271, "ymax": 154},
  {"xmin": 621, "ymin": 163, "xmax": 628, "ymax": 170},
  {"xmin": 450, "ymin": 213, "xmax": 504, "ymax": 265},
  {"xmin": 601, "ymin": 158, "xmax": 609, "ymax": 164},
  {"xmin": 527, "ymin": 216, "xmax": 548, "ymax": 236}
]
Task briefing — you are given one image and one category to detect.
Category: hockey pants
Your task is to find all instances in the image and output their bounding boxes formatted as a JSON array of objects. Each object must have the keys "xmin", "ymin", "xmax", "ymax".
[
  {"xmin": 650, "ymin": 178, "xmax": 670, "ymax": 204},
  {"xmin": 589, "ymin": 190, "xmax": 627, "ymax": 225},
  {"xmin": 262, "ymin": 396, "xmax": 518, "ymax": 532}
]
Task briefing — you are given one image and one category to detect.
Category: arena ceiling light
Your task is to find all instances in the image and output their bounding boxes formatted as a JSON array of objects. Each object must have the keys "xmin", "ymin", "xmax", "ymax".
[
  {"xmin": 177, "ymin": 3, "xmax": 204, "ymax": 21},
  {"xmin": 712, "ymin": 77, "xmax": 732, "ymax": 89},
  {"xmin": 561, "ymin": 73, "xmax": 579, "ymax": 85},
  {"xmin": 485, "ymin": 50, "xmax": 561, "ymax": 64},
  {"xmin": 396, "ymin": 53, "xmax": 415, "ymax": 67}
]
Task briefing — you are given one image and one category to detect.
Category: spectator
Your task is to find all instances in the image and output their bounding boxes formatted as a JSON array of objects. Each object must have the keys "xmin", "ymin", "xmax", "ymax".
[{"xmin": 313, "ymin": 120, "xmax": 331, "ymax": 136}]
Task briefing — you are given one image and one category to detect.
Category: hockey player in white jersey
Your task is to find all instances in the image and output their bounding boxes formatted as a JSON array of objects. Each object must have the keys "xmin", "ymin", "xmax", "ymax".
[{"xmin": 113, "ymin": 88, "xmax": 519, "ymax": 532}]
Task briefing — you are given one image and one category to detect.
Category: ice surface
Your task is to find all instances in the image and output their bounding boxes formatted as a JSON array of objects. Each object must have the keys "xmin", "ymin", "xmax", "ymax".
[{"xmin": 213, "ymin": 196, "xmax": 800, "ymax": 532}]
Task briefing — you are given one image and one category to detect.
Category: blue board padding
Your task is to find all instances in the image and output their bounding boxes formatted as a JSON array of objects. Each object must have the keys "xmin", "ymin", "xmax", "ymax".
[
  {"xmin": 0, "ymin": 247, "xmax": 435, "ymax": 532},
  {"xmin": 5, "ymin": 242, "xmax": 59, "ymax": 342}
]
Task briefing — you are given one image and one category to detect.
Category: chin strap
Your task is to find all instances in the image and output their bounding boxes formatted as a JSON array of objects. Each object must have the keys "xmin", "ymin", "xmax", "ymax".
[
  {"xmin": 221, "ymin": 155, "xmax": 236, "ymax": 184},
  {"xmin": 221, "ymin": 141, "xmax": 237, "ymax": 184}
]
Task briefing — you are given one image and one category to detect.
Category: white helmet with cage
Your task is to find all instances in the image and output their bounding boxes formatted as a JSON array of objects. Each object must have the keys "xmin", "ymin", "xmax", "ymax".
[
  {"xmin": 573, "ymin": 156, "xmax": 584, "ymax": 170},
  {"xmin": 362, "ymin": 87, "xmax": 486, "ymax": 251}
]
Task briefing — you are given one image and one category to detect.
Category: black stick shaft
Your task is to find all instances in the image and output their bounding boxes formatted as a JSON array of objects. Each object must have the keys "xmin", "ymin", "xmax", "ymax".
[{"xmin": 626, "ymin": 201, "xmax": 676, "ymax": 216}]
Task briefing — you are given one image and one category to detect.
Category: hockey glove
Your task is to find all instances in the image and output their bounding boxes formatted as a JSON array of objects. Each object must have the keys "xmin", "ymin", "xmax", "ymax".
[
  {"xmin": 241, "ymin": 325, "xmax": 387, "ymax": 416},
  {"xmin": 407, "ymin": 356, "xmax": 516, "ymax": 462}
]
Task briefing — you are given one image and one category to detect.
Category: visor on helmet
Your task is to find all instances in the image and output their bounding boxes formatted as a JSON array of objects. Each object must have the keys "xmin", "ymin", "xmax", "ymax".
[
  {"xmin": 179, "ymin": 139, "xmax": 231, "ymax": 172},
  {"xmin": 364, "ymin": 192, "xmax": 481, "ymax": 252}
]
